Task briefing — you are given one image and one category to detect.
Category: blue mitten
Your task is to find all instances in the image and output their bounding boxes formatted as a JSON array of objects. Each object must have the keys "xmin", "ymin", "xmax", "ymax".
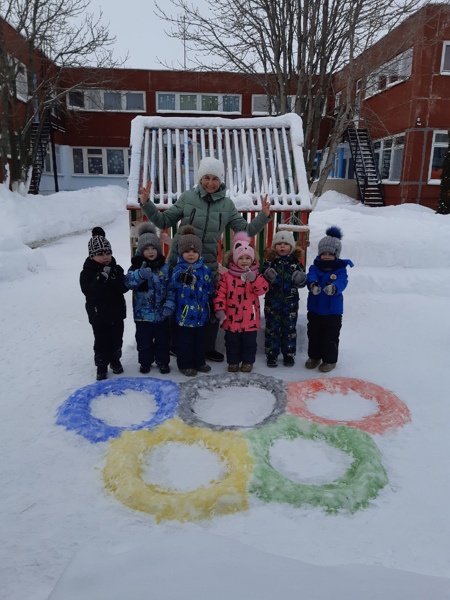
[
  {"xmin": 139, "ymin": 261, "xmax": 153, "ymax": 280},
  {"xmin": 162, "ymin": 306, "xmax": 173, "ymax": 318}
]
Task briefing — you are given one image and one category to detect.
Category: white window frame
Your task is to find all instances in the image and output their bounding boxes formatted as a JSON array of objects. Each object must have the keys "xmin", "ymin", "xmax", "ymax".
[
  {"xmin": 43, "ymin": 144, "xmax": 62, "ymax": 175},
  {"xmin": 4, "ymin": 55, "xmax": 28, "ymax": 102},
  {"xmin": 440, "ymin": 41, "xmax": 450, "ymax": 75},
  {"xmin": 71, "ymin": 147, "xmax": 131, "ymax": 177},
  {"xmin": 155, "ymin": 92, "xmax": 241, "ymax": 114},
  {"xmin": 428, "ymin": 130, "xmax": 448, "ymax": 184},
  {"xmin": 66, "ymin": 90, "xmax": 146, "ymax": 112},
  {"xmin": 372, "ymin": 134, "xmax": 405, "ymax": 183},
  {"xmin": 365, "ymin": 48, "xmax": 413, "ymax": 100},
  {"xmin": 251, "ymin": 94, "xmax": 296, "ymax": 115}
]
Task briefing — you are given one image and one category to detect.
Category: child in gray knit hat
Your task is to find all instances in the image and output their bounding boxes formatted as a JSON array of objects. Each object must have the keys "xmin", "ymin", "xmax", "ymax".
[
  {"xmin": 125, "ymin": 222, "xmax": 175, "ymax": 374},
  {"xmin": 80, "ymin": 227, "xmax": 129, "ymax": 381},
  {"xmin": 262, "ymin": 230, "xmax": 306, "ymax": 368},
  {"xmin": 305, "ymin": 226, "xmax": 354, "ymax": 373}
]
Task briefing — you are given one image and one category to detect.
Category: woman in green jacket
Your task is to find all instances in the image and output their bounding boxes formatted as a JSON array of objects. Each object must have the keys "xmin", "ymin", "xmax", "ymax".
[{"xmin": 139, "ymin": 156, "xmax": 271, "ymax": 361}]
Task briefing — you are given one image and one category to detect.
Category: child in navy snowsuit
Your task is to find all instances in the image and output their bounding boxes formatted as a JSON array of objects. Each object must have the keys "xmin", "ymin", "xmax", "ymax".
[
  {"xmin": 125, "ymin": 222, "xmax": 175, "ymax": 374},
  {"xmin": 171, "ymin": 226, "xmax": 214, "ymax": 377},
  {"xmin": 305, "ymin": 226, "xmax": 353, "ymax": 373},
  {"xmin": 80, "ymin": 227, "xmax": 128, "ymax": 381},
  {"xmin": 262, "ymin": 230, "xmax": 306, "ymax": 368}
]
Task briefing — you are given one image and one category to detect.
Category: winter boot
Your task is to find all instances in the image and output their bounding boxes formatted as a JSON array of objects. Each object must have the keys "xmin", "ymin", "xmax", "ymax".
[
  {"xmin": 179, "ymin": 368, "xmax": 197, "ymax": 377},
  {"xmin": 283, "ymin": 355, "xmax": 295, "ymax": 367},
  {"xmin": 305, "ymin": 358, "xmax": 321, "ymax": 369},
  {"xmin": 158, "ymin": 365, "xmax": 170, "ymax": 374},
  {"xmin": 110, "ymin": 360, "xmax": 124, "ymax": 374},
  {"xmin": 318, "ymin": 362, "xmax": 336, "ymax": 373},
  {"xmin": 228, "ymin": 364, "xmax": 239, "ymax": 373},
  {"xmin": 206, "ymin": 350, "xmax": 225, "ymax": 362},
  {"xmin": 96, "ymin": 366, "xmax": 108, "ymax": 381},
  {"xmin": 197, "ymin": 364, "xmax": 212, "ymax": 373},
  {"xmin": 140, "ymin": 364, "xmax": 151, "ymax": 374},
  {"xmin": 240, "ymin": 363, "xmax": 253, "ymax": 373},
  {"xmin": 267, "ymin": 356, "xmax": 278, "ymax": 368}
]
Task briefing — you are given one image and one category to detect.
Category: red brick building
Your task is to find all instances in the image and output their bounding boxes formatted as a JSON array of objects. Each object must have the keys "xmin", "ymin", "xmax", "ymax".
[{"xmin": 1, "ymin": 3, "xmax": 449, "ymax": 208}]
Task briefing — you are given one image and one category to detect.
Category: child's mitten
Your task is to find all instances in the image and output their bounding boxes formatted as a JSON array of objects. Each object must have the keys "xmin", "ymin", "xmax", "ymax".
[
  {"xmin": 100, "ymin": 266, "xmax": 111, "ymax": 280},
  {"xmin": 324, "ymin": 284, "xmax": 337, "ymax": 296},
  {"xmin": 215, "ymin": 310, "xmax": 226, "ymax": 325},
  {"xmin": 241, "ymin": 266, "xmax": 256, "ymax": 282},
  {"xmin": 310, "ymin": 282, "xmax": 321, "ymax": 295},
  {"xmin": 139, "ymin": 261, "xmax": 153, "ymax": 280},
  {"xmin": 263, "ymin": 268, "xmax": 277, "ymax": 283},
  {"xmin": 291, "ymin": 270, "xmax": 306, "ymax": 287}
]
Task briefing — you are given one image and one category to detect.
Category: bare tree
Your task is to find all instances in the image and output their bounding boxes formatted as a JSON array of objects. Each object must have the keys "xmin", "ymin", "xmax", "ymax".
[
  {"xmin": 0, "ymin": 0, "xmax": 124, "ymax": 193},
  {"xmin": 155, "ymin": 0, "xmax": 428, "ymax": 199}
]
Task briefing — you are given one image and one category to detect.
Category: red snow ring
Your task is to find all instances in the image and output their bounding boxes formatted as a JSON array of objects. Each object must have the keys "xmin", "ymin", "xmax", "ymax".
[{"xmin": 287, "ymin": 377, "xmax": 410, "ymax": 435}]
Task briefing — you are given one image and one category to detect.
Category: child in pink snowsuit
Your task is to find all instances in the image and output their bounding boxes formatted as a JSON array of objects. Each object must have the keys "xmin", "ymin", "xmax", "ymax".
[{"xmin": 214, "ymin": 232, "xmax": 269, "ymax": 373}]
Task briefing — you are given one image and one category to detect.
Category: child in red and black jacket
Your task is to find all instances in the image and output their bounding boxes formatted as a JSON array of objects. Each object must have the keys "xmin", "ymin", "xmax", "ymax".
[
  {"xmin": 80, "ymin": 227, "xmax": 128, "ymax": 381},
  {"xmin": 214, "ymin": 232, "xmax": 269, "ymax": 373}
]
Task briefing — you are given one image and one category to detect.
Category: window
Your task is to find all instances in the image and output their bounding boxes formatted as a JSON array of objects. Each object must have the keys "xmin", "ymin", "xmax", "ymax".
[
  {"xmin": 72, "ymin": 147, "xmax": 130, "ymax": 176},
  {"xmin": 441, "ymin": 42, "xmax": 450, "ymax": 74},
  {"xmin": 43, "ymin": 144, "xmax": 61, "ymax": 174},
  {"xmin": 251, "ymin": 94, "xmax": 296, "ymax": 115},
  {"xmin": 373, "ymin": 135, "xmax": 404, "ymax": 182},
  {"xmin": 66, "ymin": 90, "xmax": 146, "ymax": 112},
  {"xmin": 334, "ymin": 91, "xmax": 342, "ymax": 109},
  {"xmin": 365, "ymin": 48, "xmax": 413, "ymax": 98},
  {"xmin": 5, "ymin": 55, "xmax": 28, "ymax": 102},
  {"xmin": 156, "ymin": 92, "xmax": 241, "ymax": 114},
  {"xmin": 429, "ymin": 131, "xmax": 449, "ymax": 182}
]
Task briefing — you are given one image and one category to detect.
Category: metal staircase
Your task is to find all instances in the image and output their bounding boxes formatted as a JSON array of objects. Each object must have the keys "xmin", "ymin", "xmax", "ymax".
[
  {"xmin": 346, "ymin": 127, "xmax": 384, "ymax": 206},
  {"xmin": 28, "ymin": 120, "xmax": 51, "ymax": 195}
]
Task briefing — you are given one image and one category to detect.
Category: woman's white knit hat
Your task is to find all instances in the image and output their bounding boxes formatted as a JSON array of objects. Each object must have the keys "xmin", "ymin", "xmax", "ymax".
[{"xmin": 198, "ymin": 157, "xmax": 225, "ymax": 184}]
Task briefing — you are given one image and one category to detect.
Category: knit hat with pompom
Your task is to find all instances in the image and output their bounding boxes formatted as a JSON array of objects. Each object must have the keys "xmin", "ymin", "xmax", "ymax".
[
  {"xmin": 232, "ymin": 231, "xmax": 255, "ymax": 263},
  {"xmin": 318, "ymin": 226, "xmax": 343, "ymax": 258},
  {"xmin": 177, "ymin": 225, "xmax": 202, "ymax": 256},
  {"xmin": 137, "ymin": 222, "xmax": 161, "ymax": 255},
  {"xmin": 88, "ymin": 227, "xmax": 112, "ymax": 257}
]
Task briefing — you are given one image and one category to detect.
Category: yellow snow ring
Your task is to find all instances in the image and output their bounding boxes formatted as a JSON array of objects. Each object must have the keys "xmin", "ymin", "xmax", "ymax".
[{"xmin": 103, "ymin": 418, "xmax": 253, "ymax": 522}]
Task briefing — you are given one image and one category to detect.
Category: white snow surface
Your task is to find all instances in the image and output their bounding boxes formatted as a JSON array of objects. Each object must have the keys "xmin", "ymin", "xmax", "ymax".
[{"xmin": 0, "ymin": 184, "xmax": 450, "ymax": 599}]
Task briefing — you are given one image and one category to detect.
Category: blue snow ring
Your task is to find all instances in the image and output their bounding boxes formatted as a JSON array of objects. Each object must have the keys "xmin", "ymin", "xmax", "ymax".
[{"xmin": 56, "ymin": 377, "xmax": 179, "ymax": 443}]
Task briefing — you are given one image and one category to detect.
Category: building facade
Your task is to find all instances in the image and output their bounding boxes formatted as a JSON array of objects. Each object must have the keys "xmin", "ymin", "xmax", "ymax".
[{"xmin": 1, "ymin": 3, "xmax": 449, "ymax": 208}]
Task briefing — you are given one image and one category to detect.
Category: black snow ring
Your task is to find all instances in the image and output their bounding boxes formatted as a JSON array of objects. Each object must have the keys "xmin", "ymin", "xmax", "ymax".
[{"xmin": 177, "ymin": 373, "xmax": 287, "ymax": 431}]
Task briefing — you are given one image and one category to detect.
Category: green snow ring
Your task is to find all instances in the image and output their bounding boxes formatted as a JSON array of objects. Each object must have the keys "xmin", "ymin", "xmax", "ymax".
[{"xmin": 245, "ymin": 414, "xmax": 388, "ymax": 514}]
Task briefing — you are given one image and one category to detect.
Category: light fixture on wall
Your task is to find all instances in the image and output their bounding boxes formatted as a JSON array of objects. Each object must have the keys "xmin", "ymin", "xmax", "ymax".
[{"xmin": 416, "ymin": 117, "xmax": 422, "ymax": 126}]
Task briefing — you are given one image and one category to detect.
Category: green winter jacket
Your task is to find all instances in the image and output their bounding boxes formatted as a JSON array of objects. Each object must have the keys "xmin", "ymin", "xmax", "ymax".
[{"xmin": 141, "ymin": 183, "xmax": 271, "ymax": 283}]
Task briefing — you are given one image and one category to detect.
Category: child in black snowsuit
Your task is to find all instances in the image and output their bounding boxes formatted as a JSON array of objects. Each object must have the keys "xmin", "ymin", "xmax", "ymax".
[
  {"xmin": 262, "ymin": 230, "xmax": 306, "ymax": 367},
  {"xmin": 80, "ymin": 227, "xmax": 128, "ymax": 380}
]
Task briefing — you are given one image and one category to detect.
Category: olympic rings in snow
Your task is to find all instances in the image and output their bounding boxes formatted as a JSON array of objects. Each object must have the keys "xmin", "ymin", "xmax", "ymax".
[
  {"xmin": 103, "ymin": 418, "xmax": 253, "ymax": 522},
  {"xmin": 287, "ymin": 377, "xmax": 411, "ymax": 435},
  {"xmin": 56, "ymin": 377, "xmax": 179, "ymax": 443},
  {"xmin": 177, "ymin": 373, "xmax": 287, "ymax": 431},
  {"xmin": 245, "ymin": 414, "xmax": 388, "ymax": 513}
]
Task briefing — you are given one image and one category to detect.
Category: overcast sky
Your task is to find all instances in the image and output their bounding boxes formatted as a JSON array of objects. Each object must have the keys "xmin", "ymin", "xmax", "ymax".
[{"xmin": 89, "ymin": 0, "xmax": 205, "ymax": 71}]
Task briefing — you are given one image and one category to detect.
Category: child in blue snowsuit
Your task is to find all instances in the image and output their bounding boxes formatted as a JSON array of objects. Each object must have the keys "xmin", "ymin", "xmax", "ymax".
[
  {"xmin": 125, "ymin": 222, "xmax": 175, "ymax": 374},
  {"xmin": 171, "ymin": 225, "xmax": 214, "ymax": 377},
  {"xmin": 262, "ymin": 230, "xmax": 306, "ymax": 368},
  {"xmin": 305, "ymin": 226, "xmax": 353, "ymax": 373}
]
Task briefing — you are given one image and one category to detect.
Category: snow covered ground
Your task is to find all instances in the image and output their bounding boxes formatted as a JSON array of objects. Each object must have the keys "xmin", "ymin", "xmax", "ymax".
[{"xmin": 0, "ymin": 184, "xmax": 449, "ymax": 600}]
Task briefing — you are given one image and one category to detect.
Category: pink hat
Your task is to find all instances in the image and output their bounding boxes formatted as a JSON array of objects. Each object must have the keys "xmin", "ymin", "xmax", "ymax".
[{"xmin": 232, "ymin": 232, "xmax": 255, "ymax": 263}]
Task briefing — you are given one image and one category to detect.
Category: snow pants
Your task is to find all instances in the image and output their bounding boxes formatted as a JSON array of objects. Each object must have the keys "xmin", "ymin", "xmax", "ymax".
[
  {"xmin": 264, "ymin": 306, "xmax": 298, "ymax": 358},
  {"xmin": 307, "ymin": 311, "xmax": 342, "ymax": 364},
  {"xmin": 135, "ymin": 319, "xmax": 170, "ymax": 368},
  {"xmin": 91, "ymin": 319, "xmax": 124, "ymax": 367},
  {"xmin": 176, "ymin": 324, "xmax": 206, "ymax": 370},
  {"xmin": 225, "ymin": 330, "xmax": 258, "ymax": 365}
]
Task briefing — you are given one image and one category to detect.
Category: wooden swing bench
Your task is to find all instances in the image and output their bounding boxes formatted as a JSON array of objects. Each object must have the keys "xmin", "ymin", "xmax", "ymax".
[{"xmin": 126, "ymin": 114, "xmax": 312, "ymax": 261}]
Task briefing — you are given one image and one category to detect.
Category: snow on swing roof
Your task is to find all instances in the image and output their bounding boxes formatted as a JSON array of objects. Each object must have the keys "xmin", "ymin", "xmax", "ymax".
[{"xmin": 127, "ymin": 114, "xmax": 312, "ymax": 211}]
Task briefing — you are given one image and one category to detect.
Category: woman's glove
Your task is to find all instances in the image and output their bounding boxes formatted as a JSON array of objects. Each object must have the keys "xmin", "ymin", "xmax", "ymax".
[
  {"xmin": 215, "ymin": 310, "xmax": 226, "ymax": 325},
  {"xmin": 241, "ymin": 266, "xmax": 256, "ymax": 282},
  {"xmin": 324, "ymin": 284, "xmax": 337, "ymax": 296},
  {"xmin": 310, "ymin": 282, "xmax": 321, "ymax": 295},
  {"xmin": 291, "ymin": 270, "xmax": 306, "ymax": 287},
  {"xmin": 263, "ymin": 268, "xmax": 277, "ymax": 283},
  {"xmin": 139, "ymin": 261, "xmax": 153, "ymax": 280}
]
